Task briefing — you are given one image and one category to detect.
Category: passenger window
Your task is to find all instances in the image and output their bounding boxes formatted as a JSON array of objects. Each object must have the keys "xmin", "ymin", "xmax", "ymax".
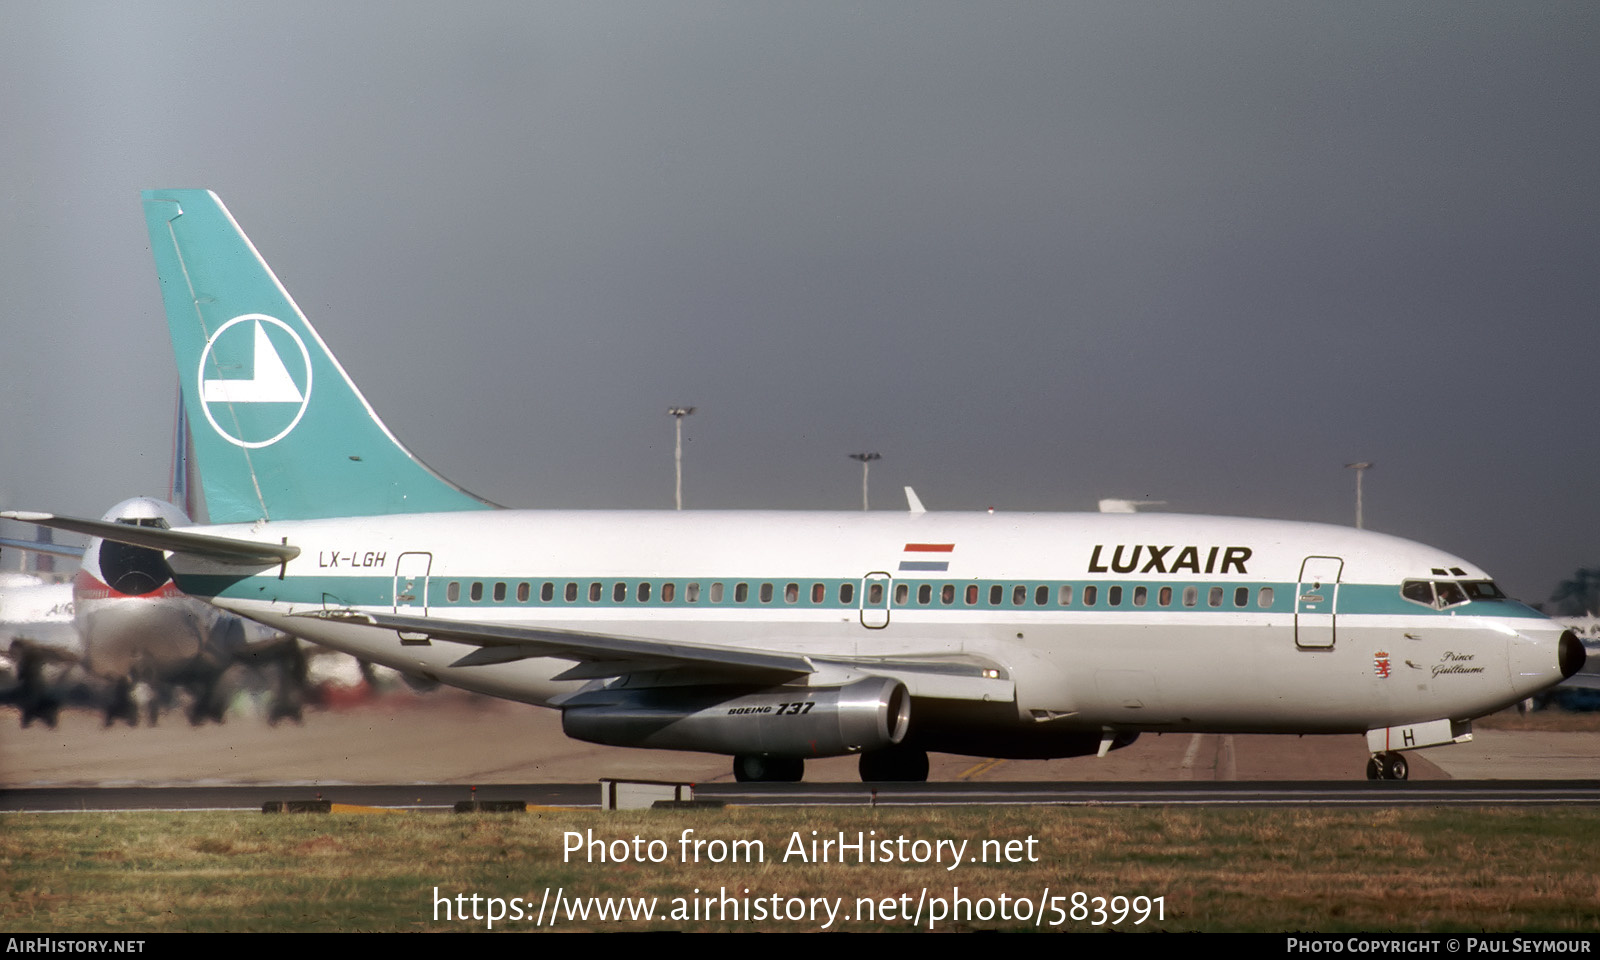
[
  {"xmin": 735, "ymin": 583, "xmax": 749, "ymax": 603},
  {"xmin": 638, "ymin": 582, "xmax": 652, "ymax": 602},
  {"xmin": 1109, "ymin": 585, "xmax": 1123, "ymax": 606},
  {"xmin": 1182, "ymin": 586, "xmax": 1198, "ymax": 607},
  {"xmin": 1058, "ymin": 584, "xmax": 1073, "ymax": 606},
  {"xmin": 942, "ymin": 584, "xmax": 955, "ymax": 605},
  {"xmin": 918, "ymin": 584, "xmax": 932, "ymax": 605},
  {"xmin": 589, "ymin": 582, "xmax": 602, "ymax": 602},
  {"xmin": 540, "ymin": 582, "xmax": 553, "ymax": 602},
  {"xmin": 661, "ymin": 582, "xmax": 675, "ymax": 603},
  {"xmin": 868, "ymin": 583, "xmax": 883, "ymax": 604},
  {"xmin": 966, "ymin": 584, "xmax": 979, "ymax": 605},
  {"xmin": 1234, "ymin": 586, "xmax": 1248, "ymax": 607},
  {"xmin": 516, "ymin": 582, "xmax": 530, "ymax": 602},
  {"xmin": 840, "ymin": 583, "xmax": 854, "ymax": 604},
  {"xmin": 471, "ymin": 582, "xmax": 484, "ymax": 602},
  {"xmin": 492, "ymin": 582, "xmax": 506, "ymax": 602},
  {"xmin": 760, "ymin": 583, "xmax": 774, "ymax": 603},
  {"xmin": 710, "ymin": 582, "xmax": 725, "ymax": 603},
  {"xmin": 989, "ymin": 585, "xmax": 1003, "ymax": 605},
  {"xmin": 1133, "ymin": 586, "xmax": 1147, "ymax": 607},
  {"xmin": 686, "ymin": 582, "xmax": 701, "ymax": 603},
  {"xmin": 785, "ymin": 583, "xmax": 799, "ymax": 603},
  {"xmin": 1158, "ymin": 586, "xmax": 1172, "ymax": 607},
  {"xmin": 812, "ymin": 583, "xmax": 825, "ymax": 603},
  {"xmin": 1083, "ymin": 585, "xmax": 1098, "ymax": 606},
  {"xmin": 1035, "ymin": 585, "xmax": 1049, "ymax": 606},
  {"xmin": 1012, "ymin": 585, "xmax": 1027, "ymax": 606},
  {"xmin": 894, "ymin": 584, "xmax": 909, "ymax": 605},
  {"xmin": 613, "ymin": 582, "xmax": 626, "ymax": 603},
  {"xmin": 564, "ymin": 582, "xmax": 577, "ymax": 602},
  {"xmin": 1257, "ymin": 587, "xmax": 1273, "ymax": 608},
  {"xmin": 447, "ymin": 581, "xmax": 460, "ymax": 602},
  {"xmin": 1208, "ymin": 586, "xmax": 1223, "ymax": 607}
]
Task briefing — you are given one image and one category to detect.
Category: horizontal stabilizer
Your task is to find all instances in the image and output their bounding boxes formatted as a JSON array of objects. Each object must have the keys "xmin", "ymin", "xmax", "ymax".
[
  {"xmin": 0, "ymin": 511, "xmax": 299, "ymax": 565},
  {"xmin": 0, "ymin": 536, "xmax": 85, "ymax": 561}
]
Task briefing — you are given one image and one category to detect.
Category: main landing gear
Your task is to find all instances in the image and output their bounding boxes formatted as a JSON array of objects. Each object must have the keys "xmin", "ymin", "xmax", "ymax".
[
  {"xmin": 858, "ymin": 744, "xmax": 930, "ymax": 783},
  {"xmin": 1366, "ymin": 751, "xmax": 1409, "ymax": 781},
  {"xmin": 733, "ymin": 755, "xmax": 804, "ymax": 783},
  {"xmin": 732, "ymin": 745, "xmax": 934, "ymax": 783}
]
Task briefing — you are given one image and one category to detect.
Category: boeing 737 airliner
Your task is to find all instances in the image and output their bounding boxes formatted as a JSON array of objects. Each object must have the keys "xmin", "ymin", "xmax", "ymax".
[{"xmin": 5, "ymin": 190, "xmax": 1583, "ymax": 781}]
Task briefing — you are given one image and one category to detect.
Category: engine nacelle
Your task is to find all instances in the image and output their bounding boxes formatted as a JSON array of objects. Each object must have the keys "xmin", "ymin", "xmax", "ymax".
[{"xmin": 561, "ymin": 677, "xmax": 911, "ymax": 758}]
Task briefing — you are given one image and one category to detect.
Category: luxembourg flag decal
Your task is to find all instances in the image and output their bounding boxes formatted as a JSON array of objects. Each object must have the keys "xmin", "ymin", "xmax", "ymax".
[{"xmin": 899, "ymin": 543, "xmax": 954, "ymax": 572}]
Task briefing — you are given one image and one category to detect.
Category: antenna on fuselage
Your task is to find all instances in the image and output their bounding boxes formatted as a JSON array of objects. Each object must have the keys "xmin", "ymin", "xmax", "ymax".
[
  {"xmin": 905, "ymin": 487, "xmax": 926, "ymax": 515},
  {"xmin": 1098, "ymin": 499, "xmax": 1167, "ymax": 513}
]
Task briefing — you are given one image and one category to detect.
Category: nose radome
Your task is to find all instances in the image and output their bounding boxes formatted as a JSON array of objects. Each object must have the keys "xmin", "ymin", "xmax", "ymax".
[{"xmin": 1559, "ymin": 630, "xmax": 1586, "ymax": 680}]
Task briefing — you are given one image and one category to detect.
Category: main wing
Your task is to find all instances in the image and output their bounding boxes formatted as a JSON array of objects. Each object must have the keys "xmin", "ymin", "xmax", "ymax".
[{"xmin": 300, "ymin": 609, "xmax": 1015, "ymax": 702}]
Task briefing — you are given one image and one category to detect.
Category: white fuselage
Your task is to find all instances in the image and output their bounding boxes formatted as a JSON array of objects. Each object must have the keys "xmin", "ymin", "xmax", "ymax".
[
  {"xmin": 0, "ymin": 574, "xmax": 79, "ymax": 661},
  {"xmin": 166, "ymin": 509, "xmax": 1571, "ymax": 738}
]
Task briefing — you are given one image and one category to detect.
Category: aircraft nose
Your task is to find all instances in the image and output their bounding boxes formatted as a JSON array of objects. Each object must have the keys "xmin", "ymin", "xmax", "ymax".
[{"xmin": 1559, "ymin": 630, "xmax": 1586, "ymax": 680}]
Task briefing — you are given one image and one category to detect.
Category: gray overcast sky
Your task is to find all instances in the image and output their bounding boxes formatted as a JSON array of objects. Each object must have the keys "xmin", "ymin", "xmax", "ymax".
[{"xmin": 0, "ymin": 2, "xmax": 1595, "ymax": 601}]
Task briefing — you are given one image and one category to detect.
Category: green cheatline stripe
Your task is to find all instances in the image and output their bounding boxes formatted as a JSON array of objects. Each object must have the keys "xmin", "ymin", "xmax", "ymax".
[{"xmin": 175, "ymin": 573, "xmax": 1550, "ymax": 620}]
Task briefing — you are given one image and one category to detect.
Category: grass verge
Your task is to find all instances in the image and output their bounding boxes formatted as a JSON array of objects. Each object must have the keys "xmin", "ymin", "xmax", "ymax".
[{"xmin": 4, "ymin": 806, "xmax": 1599, "ymax": 932}]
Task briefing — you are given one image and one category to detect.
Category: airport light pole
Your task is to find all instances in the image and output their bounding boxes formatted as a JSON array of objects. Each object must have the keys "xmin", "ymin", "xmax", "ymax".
[
  {"xmin": 849, "ymin": 452, "xmax": 881, "ymax": 511},
  {"xmin": 668, "ymin": 407, "xmax": 695, "ymax": 510},
  {"xmin": 1344, "ymin": 461, "xmax": 1373, "ymax": 530}
]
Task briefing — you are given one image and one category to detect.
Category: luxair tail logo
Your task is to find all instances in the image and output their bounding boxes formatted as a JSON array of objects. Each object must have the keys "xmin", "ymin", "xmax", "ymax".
[{"xmin": 197, "ymin": 314, "xmax": 313, "ymax": 448}]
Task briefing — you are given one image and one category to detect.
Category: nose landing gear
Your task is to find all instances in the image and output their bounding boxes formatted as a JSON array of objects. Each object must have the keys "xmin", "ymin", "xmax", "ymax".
[{"xmin": 1366, "ymin": 751, "xmax": 1409, "ymax": 781}]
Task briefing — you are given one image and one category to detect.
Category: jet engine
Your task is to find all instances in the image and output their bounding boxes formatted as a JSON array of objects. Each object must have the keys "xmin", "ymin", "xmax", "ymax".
[{"xmin": 561, "ymin": 677, "xmax": 910, "ymax": 757}]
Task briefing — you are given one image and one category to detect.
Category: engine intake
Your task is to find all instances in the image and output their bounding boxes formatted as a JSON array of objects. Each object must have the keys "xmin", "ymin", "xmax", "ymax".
[{"xmin": 562, "ymin": 677, "xmax": 910, "ymax": 758}]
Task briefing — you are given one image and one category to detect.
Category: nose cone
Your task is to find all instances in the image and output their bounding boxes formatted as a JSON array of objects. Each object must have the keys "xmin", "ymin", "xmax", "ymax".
[
  {"xmin": 1559, "ymin": 630, "xmax": 1587, "ymax": 680},
  {"xmin": 1505, "ymin": 619, "xmax": 1586, "ymax": 703}
]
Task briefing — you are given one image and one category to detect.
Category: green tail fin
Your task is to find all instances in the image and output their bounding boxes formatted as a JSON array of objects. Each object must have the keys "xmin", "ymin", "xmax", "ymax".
[{"xmin": 142, "ymin": 189, "xmax": 496, "ymax": 523}]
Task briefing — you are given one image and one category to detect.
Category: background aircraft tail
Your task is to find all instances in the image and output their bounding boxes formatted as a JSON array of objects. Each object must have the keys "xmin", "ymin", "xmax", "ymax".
[{"xmin": 141, "ymin": 190, "xmax": 495, "ymax": 523}]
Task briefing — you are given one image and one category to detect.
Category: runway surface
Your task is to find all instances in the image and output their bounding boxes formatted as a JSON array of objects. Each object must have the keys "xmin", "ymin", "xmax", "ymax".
[
  {"xmin": 6, "ymin": 779, "xmax": 1600, "ymax": 812},
  {"xmin": 3, "ymin": 690, "xmax": 1597, "ymax": 812}
]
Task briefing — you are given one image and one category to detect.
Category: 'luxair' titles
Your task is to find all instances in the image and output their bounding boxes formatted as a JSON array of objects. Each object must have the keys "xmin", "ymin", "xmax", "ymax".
[{"xmin": 1088, "ymin": 545, "xmax": 1253, "ymax": 575}]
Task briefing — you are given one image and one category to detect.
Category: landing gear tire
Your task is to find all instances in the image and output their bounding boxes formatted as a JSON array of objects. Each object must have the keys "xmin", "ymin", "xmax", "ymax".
[
  {"xmin": 21, "ymin": 699, "xmax": 59, "ymax": 729},
  {"xmin": 104, "ymin": 678, "xmax": 138, "ymax": 728},
  {"xmin": 858, "ymin": 744, "xmax": 930, "ymax": 782},
  {"xmin": 1367, "ymin": 752, "xmax": 1409, "ymax": 781},
  {"xmin": 733, "ymin": 755, "xmax": 804, "ymax": 783},
  {"xmin": 268, "ymin": 700, "xmax": 304, "ymax": 726},
  {"xmin": 1383, "ymin": 752, "xmax": 1409, "ymax": 781}
]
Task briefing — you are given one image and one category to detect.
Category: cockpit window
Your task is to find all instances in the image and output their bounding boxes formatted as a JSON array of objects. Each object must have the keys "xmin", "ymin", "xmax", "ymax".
[
  {"xmin": 115, "ymin": 517, "xmax": 172, "ymax": 529},
  {"xmin": 1462, "ymin": 580, "xmax": 1506, "ymax": 601},
  {"xmin": 1434, "ymin": 581, "xmax": 1467, "ymax": 608},
  {"xmin": 1401, "ymin": 579, "xmax": 1478, "ymax": 609},
  {"xmin": 1401, "ymin": 580, "xmax": 1434, "ymax": 606}
]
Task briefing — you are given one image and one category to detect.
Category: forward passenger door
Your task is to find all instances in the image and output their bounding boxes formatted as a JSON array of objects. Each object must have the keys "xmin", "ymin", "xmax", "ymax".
[{"xmin": 1295, "ymin": 556, "xmax": 1343, "ymax": 649}]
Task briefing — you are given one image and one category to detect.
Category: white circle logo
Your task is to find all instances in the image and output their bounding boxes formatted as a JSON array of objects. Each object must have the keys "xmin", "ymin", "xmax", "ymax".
[{"xmin": 196, "ymin": 314, "xmax": 314, "ymax": 448}]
